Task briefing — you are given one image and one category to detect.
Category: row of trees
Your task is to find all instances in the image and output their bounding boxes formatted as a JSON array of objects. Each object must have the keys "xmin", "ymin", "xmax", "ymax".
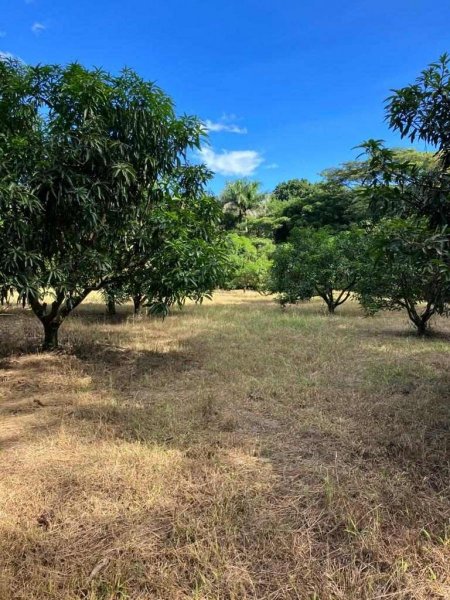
[
  {"xmin": 219, "ymin": 55, "xmax": 450, "ymax": 334},
  {"xmin": 270, "ymin": 219, "xmax": 449, "ymax": 334},
  {"xmin": 0, "ymin": 59, "xmax": 226, "ymax": 348},
  {"xmin": 1, "ymin": 54, "xmax": 450, "ymax": 345}
]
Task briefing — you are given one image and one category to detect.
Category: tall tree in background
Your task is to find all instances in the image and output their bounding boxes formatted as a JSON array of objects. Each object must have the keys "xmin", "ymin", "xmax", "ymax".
[
  {"xmin": 220, "ymin": 179, "xmax": 262, "ymax": 228},
  {"xmin": 272, "ymin": 178, "xmax": 313, "ymax": 202},
  {"xmin": 257, "ymin": 179, "xmax": 360, "ymax": 242}
]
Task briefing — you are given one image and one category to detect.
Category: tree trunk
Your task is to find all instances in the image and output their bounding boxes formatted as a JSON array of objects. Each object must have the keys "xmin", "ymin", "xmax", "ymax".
[
  {"xmin": 30, "ymin": 289, "xmax": 90, "ymax": 351},
  {"xmin": 107, "ymin": 296, "xmax": 116, "ymax": 315},
  {"xmin": 404, "ymin": 300, "xmax": 434, "ymax": 336},
  {"xmin": 42, "ymin": 320, "xmax": 61, "ymax": 351},
  {"xmin": 414, "ymin": 311, "xmax": 433, "ymax": 336},
  {"xmin": 416, "ymin": 320, "xmax": 428, "ymax": 336},
  {"xmin": 318, "ymin": 289, "xmax": 336, "ymax": 314},
  {"xmin": 133, "ymin": 294, "xmax": 143, "ymax": 315}
]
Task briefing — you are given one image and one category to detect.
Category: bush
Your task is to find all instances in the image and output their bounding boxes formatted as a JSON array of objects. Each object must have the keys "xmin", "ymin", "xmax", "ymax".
[{"xmin": 224, "ymin": 234, "xmax": 274, "ymax": 291}]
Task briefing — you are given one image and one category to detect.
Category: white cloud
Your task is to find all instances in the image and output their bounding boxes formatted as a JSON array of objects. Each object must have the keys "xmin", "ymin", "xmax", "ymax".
[
  {"xmin": 0, "ymin": 51, "xmax": 22, "ymax": 62},
  {"xmin": 204, "ymin": 119, "xmax": 247, "ymax": 134},
  {"xmin": 264, "ymin": 163, "xmax": 279, "ymax": 170},
  {"xmin": 199, "ymin": 147, "xmax": 264, "ymax": 176},
  {"xmin": 31, "ymin": 22, "xmax": 46, "ymax": 35}
]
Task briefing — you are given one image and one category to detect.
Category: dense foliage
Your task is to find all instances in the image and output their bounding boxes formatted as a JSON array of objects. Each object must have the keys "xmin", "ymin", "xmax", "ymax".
[
  {"xmin": 357, "ymin": 218, "xmax": 450, "ymax": 333},
  {"xmin": 271, "ymin": 228, "xmax": 365, "ymax": 313},
  {"xmin": 1, "ymin": 54, "xmax": 450, "ymax": 344},
  {"xmin": 241, "ymin": 179, "xmax": 361, "ymax": 243},
  {"xmin": 224, "ymin": 234, "xmax": 274, "ymax": 291},
  {"xmin": 0, "ymin": 59, "xmax": 224, "ymax": 348}
]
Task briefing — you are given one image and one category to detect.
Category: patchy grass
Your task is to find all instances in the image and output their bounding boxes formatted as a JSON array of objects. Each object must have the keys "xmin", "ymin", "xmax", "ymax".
[{"xmin": 0, "ymin": 291, "xmax": 449, "ymax": 599}]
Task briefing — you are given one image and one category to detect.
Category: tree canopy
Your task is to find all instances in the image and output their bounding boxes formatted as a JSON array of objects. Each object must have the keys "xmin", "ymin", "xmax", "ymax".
[
  {"xmin": 219, "ymin": 179, "xmax": 263, "ymax": 229},
  {"xmin": 270, "ymin": 228, "xmax": 365, "ymax": 313},
  {"xmin": 0, "ymin": 59, "xmax": 224, "ymax": 348}
]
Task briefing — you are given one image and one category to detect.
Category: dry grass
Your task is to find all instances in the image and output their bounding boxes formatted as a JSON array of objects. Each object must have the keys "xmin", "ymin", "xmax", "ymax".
[{"xmin": 0, "ymin": 291, "xmax": 449, "ymax": 599}]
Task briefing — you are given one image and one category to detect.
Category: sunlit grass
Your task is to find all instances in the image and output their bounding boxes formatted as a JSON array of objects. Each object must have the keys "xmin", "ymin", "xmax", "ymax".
[{"xmin": 0, "ymin": 292, "xmax": 449, "ymax": 599}]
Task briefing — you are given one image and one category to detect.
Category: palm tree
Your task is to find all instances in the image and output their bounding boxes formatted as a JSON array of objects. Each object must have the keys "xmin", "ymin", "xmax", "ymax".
[{"xmin": 220, "ymin": 179, "xmax": 262, "ymax": 224}]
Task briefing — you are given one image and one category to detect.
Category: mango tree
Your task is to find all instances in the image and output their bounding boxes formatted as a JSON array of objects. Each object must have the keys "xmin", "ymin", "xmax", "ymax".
[
  {"xmin": 270, "ymin": 228, "xmax": 365, "ymax": 313},
  {"xmin": 357, "ymin": 218, "xmax": 449, "ymax": 334},
  {"xmin": 0, "ymin": 59, "xmax": 221, "ymax": 349}
]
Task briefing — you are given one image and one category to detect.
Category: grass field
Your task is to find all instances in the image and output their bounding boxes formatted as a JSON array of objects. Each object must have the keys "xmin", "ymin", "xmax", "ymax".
[{"xmin": 0, "ymin": 291, "xmax": 449, "ymax": 599}]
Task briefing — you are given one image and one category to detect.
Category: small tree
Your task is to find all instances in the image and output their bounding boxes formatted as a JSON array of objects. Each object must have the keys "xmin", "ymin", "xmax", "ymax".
[
  {"xmin": 357, "ymin": 218, "xmax": 450, "ymax": 334},
  {"xmin": 270, "ymin": 228, "xmax": 365, "ymax": 313}
]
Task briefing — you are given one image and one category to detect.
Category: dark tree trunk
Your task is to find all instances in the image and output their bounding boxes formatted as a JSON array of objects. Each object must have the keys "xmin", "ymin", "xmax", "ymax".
[
  {"xmin": 404, "ymin": 299, "xmax": 434, "ymax": 336},
  {"xmin": 413, "ymin": 311, "xmax": 433, "ymax": 336},
  {"xmin": 133, "ymin": 294, "xmax": 143, "ymax": 315},
  {"xmin": 43, "ymin": 320, "xmax": 61, "ymax": 351},
  {"xmin": 29, "ymin": 288, "xmax": 90, "ymax": 351},
  {"xmin": 1, "ymin": 286, "xmax": 12, "ymax": 306},
  {"xmin": 107, "ymin": 296, "xmax": 116, "ymax": 315},
  {"xmin": 318, "ymin": 291, "xmax": 336, "ymax": 314},
  {"xmin": 416, "ymin": 320, "xmax": 428, "ymax": 336}
]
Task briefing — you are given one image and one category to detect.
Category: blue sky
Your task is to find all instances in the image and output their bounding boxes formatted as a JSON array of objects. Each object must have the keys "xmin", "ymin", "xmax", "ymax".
[{"xmin": 2, "ymin": 1, "xmax": 450, "ymax": 194}]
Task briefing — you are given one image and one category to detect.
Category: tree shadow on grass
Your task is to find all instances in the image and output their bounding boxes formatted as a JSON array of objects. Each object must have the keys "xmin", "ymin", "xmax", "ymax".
[
  {"xmin": 0, "ymin": 321, "xmax": 215, "ymax": 455},
  {"xmin": 70, "ymin": 306, "xmax": 132, "ymax": 326},
  {"xmin": 345, "ymin": 318, "xmax": 450, "ymax": 341}
]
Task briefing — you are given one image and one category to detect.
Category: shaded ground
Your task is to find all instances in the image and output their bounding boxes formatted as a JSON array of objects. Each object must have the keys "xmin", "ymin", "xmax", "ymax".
[{"xmin": 0, "ymin": 292, "xmax": 449, "ymax": 599}]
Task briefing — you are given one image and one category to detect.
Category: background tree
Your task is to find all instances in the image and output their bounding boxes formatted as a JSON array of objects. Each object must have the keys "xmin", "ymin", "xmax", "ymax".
[
  {"xmin": 278, "ymin": 182, "xmax": 358, "ymax": 233},
  {"xmin": 272, "ymin": 178, "xmax": 313, "ymax": 201},
  {"xmin": 357, "ymin": 218, "xmax": 450, "ymax": 334},
  {"xmin": 321, "ymin": 148, "xmax": 437, "ymax": 226},
  {"xmin": 322, "ymin": 149, "xmax": 436, "ymax": 188},
  {"xmin": 219, "ymin": 179, "xmax": 263, "ymax": 229},
  {"xmin": 254, "ymin": 179, "xmax": 361, "ymax": 242},
  {"xmin": 224, "ymin": 234, "xmax": 274, "ymax": 292},
  {"xmin": 0, "ymin": 60, "xmax": 222, "ymax": 349},
  {"xmin": 270, "ymin": 228, "xmax": 365, "ymax": 313}
]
